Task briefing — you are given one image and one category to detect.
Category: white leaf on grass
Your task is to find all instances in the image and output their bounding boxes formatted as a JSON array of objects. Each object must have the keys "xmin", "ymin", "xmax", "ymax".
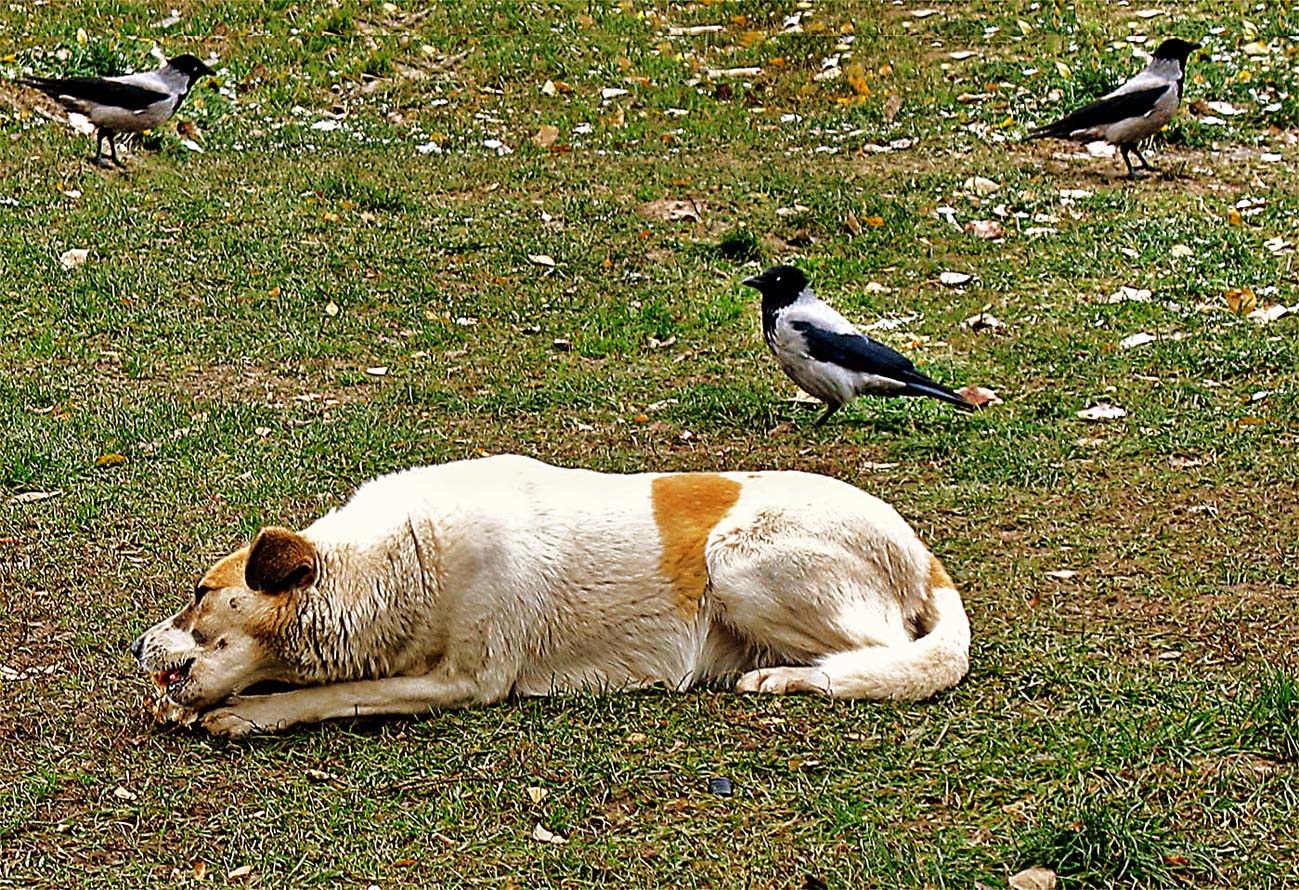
[
  {"xmin": 910, "ymin": 8, "xmax": 941, "ymax": 17},
  {"xmin": 1104, "ymin": 286, "xmax": 1152, "ymax": 304},
  {"xmin": 365, "ymin": 366, "xmax": 389, "ymax": 377},
  {"xmin": 1009, "ymin": 866, "xmax": 1058, "ymax": 890},
  {"xmin": 113, "ymin": 786, "xmax": 138, "ymax": 801},
  {"xmin": 527, "ymin": 786, "xmax": 548, "ymax": 804},
  {"xmin": 59, "ymin": 248, "xmax": 89, "ymax": 269},
  {"xmin": 531, "ymin": 823, "xmax": 568, "ymax": 844},
  {"xmin": 1169, "ymin": 244, "xmax": 1194, "ymax": 258},
  {"xmin": 963, "ymin": 176, "xmax": 1001, "ymax": 195},
  {"xmin": 1077, "ymin": 403, "xmax": 1126, "ymax": 422},
  {"xmin": 1045, "ymin": 570, "xmax": 1078, "ymax": 581},
  {"xmin": 962, "ymin": 312, "xmax": 1003, "ymax": 332},
  {"xmin": 529, "ymin": 254, "xmax": 557, "ymax": 267},
  {"xmin": 12, "ymin": 490, "xmax": 62, "ymax": 503},
  {"xmin": 227, "ymin": 865, "xmax": 253, "ymax": 881},
  {"xmin": 939, "ymin": 271, "xmax": 972, "ymax": 286},
  {"xmin": 1118, "ymin": 332, "xmax": 1156, "ymax": 349},
  {"xmin": 1247, "ymin": 304, "xmax": 1293, "ymax": 324}
]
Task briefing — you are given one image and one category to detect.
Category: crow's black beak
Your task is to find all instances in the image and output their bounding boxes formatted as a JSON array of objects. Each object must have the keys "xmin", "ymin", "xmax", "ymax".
[{"xmin": 741, "ymin": 275, "xmax": 763, "ymax": 288}]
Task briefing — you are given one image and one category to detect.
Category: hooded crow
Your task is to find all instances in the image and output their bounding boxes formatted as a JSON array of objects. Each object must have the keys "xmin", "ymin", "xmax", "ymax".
[
  {"xmin": 1025, "ymin": 38, "xmax": 1200, "ymax": 178},
  {"xmin": 742, "ymin": 265, "xmax": 975, "ymax": 426},
  {"xmin": 19, "ymin": 54, "xmax": 215, "ymax": 166}
]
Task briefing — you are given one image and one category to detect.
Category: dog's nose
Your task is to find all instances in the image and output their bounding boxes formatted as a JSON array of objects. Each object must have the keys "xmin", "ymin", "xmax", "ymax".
[{"xmin": 128, "ymin": 634, "xmax": 144, "ymax": 661}]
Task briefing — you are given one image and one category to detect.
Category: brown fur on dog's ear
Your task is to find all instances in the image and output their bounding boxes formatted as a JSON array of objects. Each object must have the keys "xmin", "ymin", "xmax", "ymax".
[{"xmin": 245, "ymin": 526, "xmax": 317, "ymax": 593}]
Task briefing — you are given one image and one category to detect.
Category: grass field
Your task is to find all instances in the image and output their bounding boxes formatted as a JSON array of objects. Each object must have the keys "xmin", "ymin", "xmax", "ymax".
[{"xmin": 1, "ymin": 0, "xmax": 1297, "ymax": 886}]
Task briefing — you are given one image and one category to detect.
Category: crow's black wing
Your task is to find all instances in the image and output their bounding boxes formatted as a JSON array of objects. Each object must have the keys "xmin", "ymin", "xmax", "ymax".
[
  {"xmin": 1028, "ymin": 85, "xmax": 1168, "ymax": 139},
  {"xmin": 19, "ymin": 76, "xmax": 168, "ymax": 111},
  {"xmin": 792, "ymin": 321, "xmax": 919, "ymax": 377},
  {"xmin": 792, "ymin": 321, "xmax": 973, "ymax": 409}
]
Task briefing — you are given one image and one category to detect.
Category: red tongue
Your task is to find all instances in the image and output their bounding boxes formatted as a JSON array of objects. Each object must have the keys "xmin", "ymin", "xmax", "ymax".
[{"xmin": 156, "ymin": 668, "xmax": 184, "ymax": 687}]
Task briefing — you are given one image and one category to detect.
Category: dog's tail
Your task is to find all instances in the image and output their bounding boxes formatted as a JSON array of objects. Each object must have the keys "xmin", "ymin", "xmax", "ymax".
[{"xmin": 814, "ymin": 554, "xmax": 971, "ymax": 701}]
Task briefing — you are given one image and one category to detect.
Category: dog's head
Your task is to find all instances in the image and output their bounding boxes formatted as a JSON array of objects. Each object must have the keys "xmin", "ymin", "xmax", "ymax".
[{"xmin": 131, "ymin": 527, "xmax": 318, "ymax": 711}]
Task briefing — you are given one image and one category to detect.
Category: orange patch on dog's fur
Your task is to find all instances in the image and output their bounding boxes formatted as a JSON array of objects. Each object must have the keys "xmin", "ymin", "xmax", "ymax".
[
  {"xmin": 201, "ymin": 547, "xmax": 250, "ymax": 591},
  {"xmin": 929, "ymin": 555, "xmax": 955, "ymax": 592},
  {"xmin": 652, "ymin": 474, "xmax": 741, "ymax": 617}
]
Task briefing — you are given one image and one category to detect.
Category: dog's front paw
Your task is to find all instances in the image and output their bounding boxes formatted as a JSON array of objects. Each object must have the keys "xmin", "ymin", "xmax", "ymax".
[{"xmin": 201, "ymin": 710, "xmax": 258, "ymax": 738}]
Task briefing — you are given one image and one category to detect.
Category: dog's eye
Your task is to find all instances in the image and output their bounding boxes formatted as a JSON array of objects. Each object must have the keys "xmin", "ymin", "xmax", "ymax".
[{"xmin": 194, "ymin": 583, "xmax": 211, "ymax": 604}]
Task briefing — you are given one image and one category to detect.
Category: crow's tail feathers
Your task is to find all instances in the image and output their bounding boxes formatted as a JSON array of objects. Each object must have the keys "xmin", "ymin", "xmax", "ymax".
[{"xmin": 900, "ymin": 378, "xmax": 977, "ymax": 412}]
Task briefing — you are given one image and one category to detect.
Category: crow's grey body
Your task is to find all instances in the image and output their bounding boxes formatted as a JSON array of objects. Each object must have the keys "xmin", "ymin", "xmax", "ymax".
[
  {"xmin": 1026, "ymin": 38, "xmax": 1200, "ymax": 177},
  {"xmin": 20, "ymin": 54, "xmax": 214, "ymax": 165},
  {"xmin": 743, "ymin": 265, "xmax": 973, "ymax": 426}
]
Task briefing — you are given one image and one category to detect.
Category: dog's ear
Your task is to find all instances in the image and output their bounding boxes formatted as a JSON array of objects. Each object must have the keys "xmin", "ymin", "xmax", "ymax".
[{"xmin": 245, "ymin": 526, "xmax": 317, "ymax": 594}]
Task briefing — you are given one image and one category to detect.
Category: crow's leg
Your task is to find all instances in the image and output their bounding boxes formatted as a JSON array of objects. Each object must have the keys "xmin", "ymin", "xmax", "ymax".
[
  {"xmin": 1119, "ymin": 145, "xmax": 1138, "ymax": 178},
  {"xmin": 1131, "ymin": 144, "xmax": 1157, "ymax": 172},
  {"xmin": 93, "ymin": 129, "xmax": 109, "ymax": 166},
  {"xmin": 812, "ymin": 402, "xmax": 843, "ymax": 427},
  {"xmin": 107, "ymin": 130, "xmax": 122, "ymax": 167}
]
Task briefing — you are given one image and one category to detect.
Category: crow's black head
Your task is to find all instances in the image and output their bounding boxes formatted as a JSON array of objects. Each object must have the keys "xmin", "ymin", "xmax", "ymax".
[
  {"xmin": 742, "ymin": 264, "xmax": 809, "ymax": 300},
  {"xmin": 169, "ymin": 54, "xmax": 216, "ymax": 80},
  {"xmin": 1152, "ymin": 38, "xmax": 1201, "ymax": 65}
]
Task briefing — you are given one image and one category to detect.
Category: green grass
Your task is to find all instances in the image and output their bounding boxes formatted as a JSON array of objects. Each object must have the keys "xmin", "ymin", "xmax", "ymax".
[{"xmin": 1, "ymin": 0, "xmax": 1297, "ymax": 886}]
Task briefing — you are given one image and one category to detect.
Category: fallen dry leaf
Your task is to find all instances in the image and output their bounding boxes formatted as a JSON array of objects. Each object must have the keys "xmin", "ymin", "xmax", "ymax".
[
  {"xmin": 962, "ymin": 312, "xmax": 1003, "ymax": 332},
  {"xmin": 59, "ymin": 248, "xmax": 89, "ymax": 269},
  {"xmin": 1045, "ymin": 569, "xmax": 1078, "ymax": 580},
  {"xmin": 956, "ymin": 385, "xmax": 1002, "ymax": 408},
  {"xmin": 1225, "ymin": 287, "xmax": 1256, "ymax": 315},
  {"xmin": 227, "ymin": 865, "xmax": 253, "ymax": 882},
  {"xmin": 964, "ymin": 219, "xmax": 1005, "ymax": 239},
  {"xmin": 528, "ymin": 253, "xmax": 557, "ymax": 267},
  {"xmin": 939, "ymin": 271, "xmax": 972, "ymax": 287},
  {"xmin": 638, "ymin": 199, "xmax": 701, "ymax": 222},
  {"xmin": 531, "ymin": 823, "xmax": 567, "ymax": 845},
  {"xmin": 527, "ymin": 786, "xmax": 548, "ymax": 804},
  {"xmin": 1118, "ymin": 332, "xmax": 1156, "ymax": 349},
  {"xmin": 1009, "ymin": 866, "xmax": 1057, "ymax": 890},
  {"xmin": 95, "ymin": 453, "xmax": 128, "ymax": 467},
  {"xmin": 1077, "ymin": 403, "xmax": 1126, "ymax": 422},
  {"xmin": 533, "ymin": 124, "xmax": 560, "ymax": 148},
  {"xmin": 963, "ymin": 176, "xmax": 1000, "ymax": 196},
  {"xmin": 1247, "ymin": 303, "xmax": 1293, "ymax": 324},
  {"xmin": 882, "ymin": 93, "xmax": 903, "ymax": 122},
  {"xmin": 11, "ymin": 490, "xmax": 62, "ymax": 503}
]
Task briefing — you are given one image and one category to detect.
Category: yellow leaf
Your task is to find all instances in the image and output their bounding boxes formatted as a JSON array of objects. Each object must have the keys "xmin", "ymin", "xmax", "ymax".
[
  {"xmin": 845, "ymin": 64, "xmax": 870, "ymax": 97},
  {"xmin": 533, "ymin": 125, "xmax": 560, "ymax": 148},
  {"xmin": 1225, "ymin": 287, "xmax": 1257, "ymax": 315},
  {"xmin": 865, "ymin": 215, "xmax": 885, "ymax": 227},
  {"xmin": 322, "ymin": 211, "xmax": 340, "ymax": 222},
  {"xmin": 1227, "ymin": 208, "xmax": 1243, "ymax": 225},
  {"xmin": 739, "ymin": 30, "xmax": 766, "ymax": 48},
  {"xmin": 96, "ymin": 453, "xmax": 127, "ymax": 467}
]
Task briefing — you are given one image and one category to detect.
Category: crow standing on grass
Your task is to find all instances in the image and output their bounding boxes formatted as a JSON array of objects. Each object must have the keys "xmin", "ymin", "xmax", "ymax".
[
  {"xmin": 19, "ymin": 54, "xmax": 214, "ymax": 167},
  {"xmin": 1025, "ymin": 38, "xmax": 1201, "ymax": 178},
  {"xmin": 742, "ymin": 264, "xmax": 975, "ymax": 427}
]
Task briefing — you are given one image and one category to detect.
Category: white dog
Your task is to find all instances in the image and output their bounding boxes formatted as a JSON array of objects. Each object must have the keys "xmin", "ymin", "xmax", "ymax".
[{"xmin": 131, "ymin": 455, "xmax": 970, "ymax": 737}]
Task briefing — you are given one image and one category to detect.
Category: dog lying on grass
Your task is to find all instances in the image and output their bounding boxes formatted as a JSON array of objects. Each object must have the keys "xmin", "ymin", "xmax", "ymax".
[{"xmin": 131, "ymin": 455, "xmax": 970, "ymax": 737}]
